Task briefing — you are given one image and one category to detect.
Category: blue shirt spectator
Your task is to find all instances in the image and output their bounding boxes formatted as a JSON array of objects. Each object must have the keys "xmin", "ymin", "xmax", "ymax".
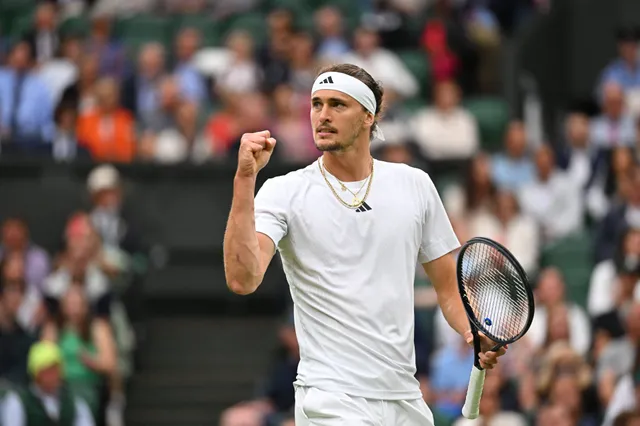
[
  {"xmin": 590, "ymin": 82, "xmax": 636, "ymax": 149},
  {"xmin": 175, "ymin": 63, "xmax": 207, "ymax": 105},
  {"xmin": 597, "ymin": 27, "xmax": 640, "ymax": 94},
  {"xmin": 491, "ymin": 120, "xmax": 536, "ymax": 191},
  {"xmin": 430, "ymin": 342, "xmax": 475, "ymax": 420},
  {"xmin": 0, "ymin": 42, "xmax": 54, "ymax": 143}
]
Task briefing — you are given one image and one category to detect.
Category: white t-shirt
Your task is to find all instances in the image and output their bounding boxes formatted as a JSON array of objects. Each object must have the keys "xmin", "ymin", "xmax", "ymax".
[{"xmin": 255, "ymin": 158, "xmax": 460, "ymax": 400}]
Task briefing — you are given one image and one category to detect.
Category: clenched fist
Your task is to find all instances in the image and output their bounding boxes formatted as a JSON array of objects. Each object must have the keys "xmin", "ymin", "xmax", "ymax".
[{"xmin": 237, "ymin": 130, "xmax": 277, "ymax": 178}]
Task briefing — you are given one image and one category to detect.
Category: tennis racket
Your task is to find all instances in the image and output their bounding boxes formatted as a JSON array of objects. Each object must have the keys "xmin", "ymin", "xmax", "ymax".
[{"xmin": 457, "ymin": 237, "xmax": 535, "ymax": 420}]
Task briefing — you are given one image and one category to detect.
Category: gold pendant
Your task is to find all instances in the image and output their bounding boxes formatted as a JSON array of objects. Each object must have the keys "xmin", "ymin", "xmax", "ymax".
[{"xmin": 352, "ymin": 196, "xmax": 361, "ymax": 205}]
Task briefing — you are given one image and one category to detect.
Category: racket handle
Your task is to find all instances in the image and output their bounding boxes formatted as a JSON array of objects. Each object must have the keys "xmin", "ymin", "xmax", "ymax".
[{"xmin": 462, "ymin": 366, "xmax": 486, "ymax": 419}]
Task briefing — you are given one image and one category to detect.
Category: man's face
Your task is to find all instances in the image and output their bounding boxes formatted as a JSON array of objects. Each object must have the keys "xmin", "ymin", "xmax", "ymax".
[
  {"xmin": 8, "ymin": 43, "xmax": 31, "ymax": 71},
  {"xmin": 505, "ymin": 123, "xmax": 526, "ymax": 158},
  {"xmin": 311, "ymin": 90, "xmax": 370, "ymax": 152},
  {"xmin": 36, "ymin": 365, "xmax": 62, "ymax": 394},
  {"xmin": 2, "ymin": 220, "xmax": 28, "ymax": 251},
  {"xmin": 0, "ymin": 280, "xmax": 25, "ymax": 319},
  {"xmin": 535, "ymin": 147, "xmax": 555, "ymax": 180},
  {"xmin": 619, "ymin": 40, "xmax": 638, "ymax": 63}
]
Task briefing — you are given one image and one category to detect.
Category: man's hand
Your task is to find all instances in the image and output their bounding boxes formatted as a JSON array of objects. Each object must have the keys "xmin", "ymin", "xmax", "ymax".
[
  {"xmin": 237, "ymin": 130, "xmax": 277, "ymax": 178},
  {"xmin": 464, "ymin": 330, "xmax": 507, "ymax": 370}
]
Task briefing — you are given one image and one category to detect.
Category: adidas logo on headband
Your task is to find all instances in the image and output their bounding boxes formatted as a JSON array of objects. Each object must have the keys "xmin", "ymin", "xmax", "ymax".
[{"xmin": 318, "ymin": 76, "xmax": 334, "ymax": 84}]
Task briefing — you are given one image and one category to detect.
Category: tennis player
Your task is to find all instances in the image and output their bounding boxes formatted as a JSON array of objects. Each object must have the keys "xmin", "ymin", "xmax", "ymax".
[{"xmin": 223, "ymin": 63, "xmax": 506, "ymax": 425}]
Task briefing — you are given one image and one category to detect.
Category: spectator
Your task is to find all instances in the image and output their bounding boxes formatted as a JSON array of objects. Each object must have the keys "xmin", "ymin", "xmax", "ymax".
[
  {"xmin": 518, "ymin": 144, "xmax": 584, "ymax": 243},
  {"xmin": 588, "ymin": 227, "xmax": 640, "ymax": 317},
  {"xmin": 590, "ymin": 82, "xmax": 636, "ymax": 149},
  {"xmin": 528, "ymin": 268, "xmax": 592, "ymax": 357},
  {"xmin": 314, "ymin": 6, "xmax": 350, "ymax": 62},
  {"xmin": 257, "ymin": 8, "xmax": 295, "ymax": 93},
  {"xmin": 600, "ymin": 303, "xmax": 640, "ymax": 426},
  {"xmin": 586, "ymin": 146, "xmax": 637, "ymax": 222},
  {"xmin": 59, "ymin": 54, "xmax": 101, "ymax": 114},
  {"xmin": 594, "ymin": 166, "xmax": 640, "ymax": 262},
  {"xmin": 87, "ymin": 164, "xmax": 142, "ymax": 256},
  {"xmin": 1, "ymin": 341, "xmax": 95, "ymax": 426},
  {"xmin": 140, "ymin": 102, "xmax": 211, "ymax": 164},
  {"xmin": 173, "ymin": 28, "xmax": 207, "ymax": 105},
  {"xmin": 43, "ymin": 284, "xmax": 118, "ymax": 424},
  {"xmin": 77, "ymin": 77, "xmax": 136, "ymax": 163},
  {"xmin": 444, "ymin": 152, "xmax": 494, "ymax": 217},
  {"xmin": 0, "ymin": 41, "xmax": 55, "ymax": 144},
  {"xmin": 343, "ymin": 26, "xmax": 419, "ymax": 105},
  {"xmin": 0, "ymin": 217, "xmax": 51, "ymax": 295},
  {"xmin": 38, "ymin": 36, "xmax": 83, "ymax": 107},
  {"xmin": 598, "ymin": 27, "xmax": 640, "ymax": 97},
  {"xmin": 84, "ymin": 12, "xmax": 127, "ymax": 79},
  {"xmin": 491, "ymin": 120, "xmax": 536, "ymax": 191},
  {"xmin": 288, "ymin": 32, "xmax": 319, "ymax": 94},
  {"xmin": 2, "ymin": 251, "xmax": 47, "ymax": 334},
  {"xmin": 23, "ymin": 2, "xmax": 60, "ymax": 65},
  {"xmin": 210, "ymin": 30, "xmax": 262, "ymax": 96},
  {"xmin": 468, "ymin": 190, "xmax": 540, "ymax": 274},
  {"xmin": 361, "ymin": 0, "xmax": 416, "ymax": 50},
  {"xmin": 410, "ymin": 80, "xmax": 479, "ymax": 160},
  {"xmin": 0, "ymin": 265, "xmax": 37, "ymax": 386},
  {"xmin": 559, "ymin": 112, "xmax": 593, "ymax": 189},
  {"xmin": 52, "ymin": 101, "xmax": 92, "ymax": 162},
  {"xmin": 139, "ymin": 76, "xmax": 184, "ymax": 134},
  {"xmin": 121, "ymin": 42, "xmax": 166, "ymax": 123},
  {"xmin": 42, "ymin": 213, "xmax": 113, "ymax": 321},
  {"xmin": 429, "ymin": 337, "xmax": 475, "ymax": 420},
  {"xmin": 422, "ymin": 19, "xmax": 461, "ymax": 86}
]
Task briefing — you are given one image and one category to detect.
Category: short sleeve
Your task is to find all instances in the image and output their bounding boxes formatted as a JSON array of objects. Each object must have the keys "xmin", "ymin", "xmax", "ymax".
[
  {"xmin": 418, "ymin": 172, "xmax": 460, "ymax": 263},
  {"xmin": 255, "ymin": 178, "xmax": 289, "ymax": 251}
]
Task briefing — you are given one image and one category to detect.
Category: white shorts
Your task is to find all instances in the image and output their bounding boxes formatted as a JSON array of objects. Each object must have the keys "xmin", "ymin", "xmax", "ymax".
[{"xmin": 294, "ymin": 386, "xmax": 435, "ymax": 426}]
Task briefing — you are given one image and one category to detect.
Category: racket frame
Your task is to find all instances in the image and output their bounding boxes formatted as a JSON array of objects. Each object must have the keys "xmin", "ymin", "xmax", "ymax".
[{"xmin": 456, "ymin": 237, "xmax": 535, "ymax": 419}]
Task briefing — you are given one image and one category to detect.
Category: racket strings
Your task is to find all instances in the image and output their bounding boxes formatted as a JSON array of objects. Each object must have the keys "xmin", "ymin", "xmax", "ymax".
[{"xmin": 460, "ymin": 243, "xmax": 531, "ymax": 342}]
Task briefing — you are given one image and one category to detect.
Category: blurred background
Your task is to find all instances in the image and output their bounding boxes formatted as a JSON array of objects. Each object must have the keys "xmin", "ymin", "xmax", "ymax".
[{"xmin": 0, "ymin": 0, "xmax": 639, "ymax": 425}]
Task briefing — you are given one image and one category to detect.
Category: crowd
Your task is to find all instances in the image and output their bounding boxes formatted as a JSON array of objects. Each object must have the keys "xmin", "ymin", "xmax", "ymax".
[
  {"xmin": 1, "ymin": 0, "xmax": 639, "ymax": 426},
  {"xmin": 0, "ymin": 163, "xmax": 142, "ymax": 425}
]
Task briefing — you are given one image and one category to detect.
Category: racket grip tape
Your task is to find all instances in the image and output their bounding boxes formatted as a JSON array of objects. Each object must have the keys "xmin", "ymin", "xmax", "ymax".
[{"xmin": 462, "ymin": 366, "xmax": 486, "ymax": 419}]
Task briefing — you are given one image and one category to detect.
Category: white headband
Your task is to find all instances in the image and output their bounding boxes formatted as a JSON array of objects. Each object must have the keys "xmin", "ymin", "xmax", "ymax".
[{"xmin": 311, "ymin": 71, "xmax": 385, "ymax": 141}]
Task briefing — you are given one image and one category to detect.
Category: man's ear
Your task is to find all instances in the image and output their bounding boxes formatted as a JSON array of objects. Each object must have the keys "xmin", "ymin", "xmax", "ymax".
[{"xmin": 364, "ymin": 111, "xmax": 375, "ymax": 127}]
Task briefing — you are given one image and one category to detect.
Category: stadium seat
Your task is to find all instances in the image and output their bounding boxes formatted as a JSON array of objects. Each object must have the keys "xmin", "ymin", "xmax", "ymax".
[
  {"xmin": 173, "ymin": 15, "xmax": 222, "ymax": 47},
  {"xmin": 0, "ymin": 0, "xmax": 35, "ymax": 37},
  {"xmin": 114, "ymin": 15, "xmax": 173, "ymax": 57},
  {"xmin": 9, "ymin": 14, "xmax": 34, "ymax": 40},
  {"xmin": 540, "ymin": 230, "xmax": 594, "ymax": 308},
  {"xmin": 397, "ymin": 49, "xmax": 431, "ymax": 98},
  {"xmin": 221, "ymin": 13, "xmax": 266, "ymax": 45},
  {"xmin": 59, "ymin": 16, "xmax": 91, "ymax": 37},
  {"xmin": 464, "ymin": 97, "xmax": 510, "ymax": 153}
]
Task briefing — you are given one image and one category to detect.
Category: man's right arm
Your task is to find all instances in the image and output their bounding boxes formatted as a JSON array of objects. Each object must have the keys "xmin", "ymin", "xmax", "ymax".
[{"xmin": 223, "ymin": 175, "xmax": 275, "ymax": 295}]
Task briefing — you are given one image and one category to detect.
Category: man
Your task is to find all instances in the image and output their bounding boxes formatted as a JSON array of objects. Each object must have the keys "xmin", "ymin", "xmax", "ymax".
[
  {"xmin": 223, "ymin": 63, "xmax": 505, "ymax": 425},
  {"xmin": 0, "ymin": 267, "xmax": 37, "ymax": 386},
  {"xmin": 1, "ymin": 341, "xmax": 95, "ymax": 426}
]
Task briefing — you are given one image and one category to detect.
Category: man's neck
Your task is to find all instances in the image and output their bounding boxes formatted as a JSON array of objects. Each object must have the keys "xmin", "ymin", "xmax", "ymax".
[{"xmin": 321, "ymin": 145, "xmax": 372, "ymax": 182}]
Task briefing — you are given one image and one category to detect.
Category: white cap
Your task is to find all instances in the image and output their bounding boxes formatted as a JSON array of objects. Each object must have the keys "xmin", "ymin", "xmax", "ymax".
[{"xmin": 87, "ymin": 164, "xmax": 120, "ymax": 193}]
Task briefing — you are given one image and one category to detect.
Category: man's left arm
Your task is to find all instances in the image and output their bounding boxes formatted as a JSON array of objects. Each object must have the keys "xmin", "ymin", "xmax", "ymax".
[
  {"xmin": 421, "ymin": 254, "xmax": 469, "ymax": 338},
  {"xmin": 417, "ymin": 170, "xmax": 505, "ymax": 368}
]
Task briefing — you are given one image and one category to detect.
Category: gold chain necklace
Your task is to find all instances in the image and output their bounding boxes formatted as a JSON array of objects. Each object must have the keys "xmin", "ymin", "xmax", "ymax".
[{"xmin": 318, "ymin": 158, "xmax": 374, "ymax": 209}]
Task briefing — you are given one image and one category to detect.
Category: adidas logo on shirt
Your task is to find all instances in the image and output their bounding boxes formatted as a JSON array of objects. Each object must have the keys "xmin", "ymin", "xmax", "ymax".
[
  {"xmin": 318, "ymin": 76, "xmax": 334, "ymax": 84},
  {"xmin": 355, "ymin": 202, "xmax": 372, "ymax": 213}
]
